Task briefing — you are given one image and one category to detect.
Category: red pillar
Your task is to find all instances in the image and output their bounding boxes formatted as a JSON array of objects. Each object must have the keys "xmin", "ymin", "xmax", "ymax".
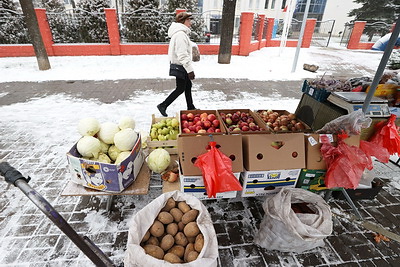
[
  {"xmin": 265, "ymin": 18, "xmax": 274, "ymax": 47},
  {"xmin": 105, "ymin": 8, "xmax": 121, "ymax": 55},
  {"xmin": 34, "ymin": 8, "xmax": 54, "ymax": 56},
  {"xmin": 301, "ymin": 18, "xmax": 317, "ymax": 48},
  {"xmin": 239, "ymin": 12, "xmax": 254, "ymax": 56},
  {"xmin": 347, "ymin": 21, "xmax": 366, "ymax": 49},
  {"xmin": 258, "ymin": 14, "xmax": 265, "ymax": 49}
]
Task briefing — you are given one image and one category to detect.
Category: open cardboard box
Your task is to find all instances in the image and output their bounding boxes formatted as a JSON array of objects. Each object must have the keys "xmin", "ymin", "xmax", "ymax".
[
  {"xmin": 177, "ymin": 134, "xmax": 243, "ymax": 176},
  {"xmin": 147, "ymin": 114, "xmax": 178, "ymax": 154},
  {"xmin": 217, "ymin": 109, "xmax": 270, "ymax": 134},
  {"xmin": 305, "ymin": 133, "xmax": 360, "ymax": 170},
  {"xmin": 254, "ymin": 109, "xmax": 312, "ymax": 133},
  {"xmin": 179, "ymin": 109, "xmax": 226, "ymax": 136},
  {"xmin": 242, "ymin": 132, "xmax": 305, "ymax": 171}
]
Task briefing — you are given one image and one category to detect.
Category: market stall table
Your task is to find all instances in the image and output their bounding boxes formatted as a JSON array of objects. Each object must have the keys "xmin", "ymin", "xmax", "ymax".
[{"xmin": 61, "ymin": 163, "xmax": 151, "ymax": 211}]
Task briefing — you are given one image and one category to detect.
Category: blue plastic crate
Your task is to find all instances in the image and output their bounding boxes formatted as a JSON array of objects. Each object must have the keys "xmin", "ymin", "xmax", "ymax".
[{"xmin": 301, "ymin": 80, "xmax": 331, "ymax": 102}]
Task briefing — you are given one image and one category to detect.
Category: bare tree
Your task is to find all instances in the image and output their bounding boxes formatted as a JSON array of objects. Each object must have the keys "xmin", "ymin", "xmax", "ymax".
[{"xmin": 218, "ymin": 0, "xmax": 237, "ymax": 64}]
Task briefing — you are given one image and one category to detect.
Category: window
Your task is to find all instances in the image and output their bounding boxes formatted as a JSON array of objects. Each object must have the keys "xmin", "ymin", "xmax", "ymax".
[
  {"xmin": 281, "ymin": 0, "xmax": 287, "ymax": 9},
  {"xmin": 271, "ymin": 0, "xmax": 276, "ymax": 9},
  {"xmin": 265, "ymin": 0, "xmax": 269, "ymax": 9}
]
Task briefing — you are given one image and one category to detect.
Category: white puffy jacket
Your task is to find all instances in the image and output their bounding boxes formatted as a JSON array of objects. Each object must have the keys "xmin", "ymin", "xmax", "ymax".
[{"xmin": 168, "ymin": 22, "xmax": 193, "ymax": 73}]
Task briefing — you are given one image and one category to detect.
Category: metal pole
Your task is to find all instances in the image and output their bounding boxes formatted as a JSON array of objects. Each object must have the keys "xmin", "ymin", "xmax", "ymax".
[
  {"xmin": 0, "ymin": 162, "xmax": 115, "ymax": 267},
  {"xmin": 291, "ymin": 0, "xmax": 311, "ymax": 73},
  {"xmin": 362, "ymin": 16, "xmax": 400, "ymax": 113}
]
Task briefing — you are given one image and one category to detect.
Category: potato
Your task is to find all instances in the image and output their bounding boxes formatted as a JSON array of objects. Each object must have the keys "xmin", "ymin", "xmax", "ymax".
[
  {"xmin": 143, "ymin": 244, "xmax": 164, "ymax": 260},
  {"xmin": 182, "ymin": 209, "xmax": 199, "ymax": 224},
  {"xmin": 146, "ymin": 236, "xmax": 159, "ymax": 246},
  {"xmin": 149, "ymin": 220, "xmax": 164, "ymax": 237},
  {"xmin": 158, "ymin": 211, "xmax": 174, "ymax": 225},
  {"xmin": 183, "ymin": 222, "xmax": 200, "ymax": 238},
  {"xmin": 178, "ymin": 201, "xmax": 191, "ymax": 213},
  {"xmin": 160, "ymin": 234, "xmax": 175, "ymax": 251},
  {"xmin": 187, "ymin": 250, "xmax": 199, "ymax": 262},
  {"xmin": 166, "ymin": 223, "xmax": 178, "ymax": 236},
  {"xmin": 162, "ymin": 197, "xmax": 176, "ymax": 212},
  {"xmin": 168, "ymin": 245, "xmax": 185, "ymax": 258},
  {"xmin": 174, "ymin": 232, "xmax": 188, "ymax": 247},
  {"xmin": 178, "ymin": 221, "xmax": 185, "ymax": 232},
  {"xmin": 170, "ymin": 208, "xmax": 184, "ymax": 223},
  {"xmin": 184, "ymin": 243, "xmax": 195, "ymax": 262},
  {"xmin": 194, "ymin": 233, "xmax": 204, "ymax": 252},
  {"xmin": 141, "ymin": 230, "xmax": 150, "ymax": 243},
  {"xmin": 164, "ymin": 252, "xmax": 183, "ymax": 263},
  {"xmin": 187, "ymin": 236, "xmax": 196, "ymax": 243}
]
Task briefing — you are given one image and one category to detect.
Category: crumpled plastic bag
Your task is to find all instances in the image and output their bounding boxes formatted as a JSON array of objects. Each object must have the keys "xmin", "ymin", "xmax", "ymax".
[
  {"xmin": 255, "ymin": 188, "xmax": 332, "ymax": 253},
  {"xmin": 124, "ymin": 190, "xmax": 218, "ymax": 267},
  {"xmin": 321, "ymin": 136, "xmax": 370, "ymax": 189},
  {"xmin": 359, "ymin": 140, "xmax": 389, "ymax": 165},
  {"xmin": 194, "ymin": 141, "xmax": 242, "ymax": 198},
  {"xmin": 317, "ymin": 109, "xmax": 372, "ymax": 135},
  {"xmin": 368, "ymin": 114, "xmax": 400, "ymax": 155}
]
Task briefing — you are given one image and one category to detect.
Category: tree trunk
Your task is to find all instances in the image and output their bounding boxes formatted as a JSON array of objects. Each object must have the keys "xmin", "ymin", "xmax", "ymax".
[
  {"xmin": 218, "ymin": 0, "xmax": 237, "ymax": 64},
  {"xmin": 19, "ymin": 0, "xmax": 51, "ymax": 70}
]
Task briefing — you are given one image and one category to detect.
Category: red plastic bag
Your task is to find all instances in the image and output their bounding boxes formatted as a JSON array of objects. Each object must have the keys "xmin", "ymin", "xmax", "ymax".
[
  {"xmin": 369, "ymin": 114, "xmax": 400, "ymax": 155},
  {"xmin": 320, "ymin": 136, "xmax": 370, "ymax": 189},
  {"xmin": 359, "ymin": 140, "xmax": 389, "ymax": 165},
  {"xmin": 194, "ymin": 141, "xmax": 242, "ymax": 198}
]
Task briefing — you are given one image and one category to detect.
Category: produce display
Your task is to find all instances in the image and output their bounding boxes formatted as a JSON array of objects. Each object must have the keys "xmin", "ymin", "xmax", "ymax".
[
  {"xmin": 150, "ymin": 118, "xmax": 179, "ymax": 141},
  {"xmin": 219, "ymin": 110, "xmax": 264, "ymax": 132},
  {"xmin": 141, "ymin": 198, "xmax": 204, "ymax": 263},
  {"xmin": 75, "ymin": 116, "xmax": 137, "ymax": 164},
  {"xmin": 147, "ymin": 148, "xmax": 171, "ymax": 174},
  {"xmin": 257, "ymin": 110, "xmax": 307, "ymax": 132},
  {"xmin": 308, "ymin": 78, "xmax": 353, "ymax": 92},
  {"xmin": 180, "ymin": 112, "xmax": 222, "ymax": 134}
]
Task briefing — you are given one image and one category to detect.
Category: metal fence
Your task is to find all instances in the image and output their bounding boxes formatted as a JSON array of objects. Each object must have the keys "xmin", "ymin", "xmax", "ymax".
[
  {"xmin": 360, "ymin": 21, "xmax": 391, "ymax": 43},
  {"xmin": 340, "ymin": 22, "xmax": 353, "ymax": 47},
  {"xmin": 200, "ymin": 10, "xmax": 240, "ymax": 45},
  {"xmin": 311, "ymin": 19, "xmax": 335, "ymax": 47},
  {"xmin": 0, "ymin": 8, "xmax": 30, "ymax": 44}
]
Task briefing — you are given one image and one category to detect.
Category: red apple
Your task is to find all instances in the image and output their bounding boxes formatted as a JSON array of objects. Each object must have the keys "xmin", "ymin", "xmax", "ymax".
[
  {"xmin": 188, "ymin": 125, "xmax": 196, "ymax": 132},
  {"xmin": 194, "ymin": 116, "xmax": 201, "ymax": 123},
  {"xmin": 200, "ymin": 112, "xmax": 208, "ymax": 119},
  {"xmin": 203, "ymin": 121, "xmax": 212, "ymax": 129},
  {"xmin": 207, "ymin": 128, "xmax": 215, "ymax": 133},
  {"xmin": 195, "ymin": 125, "xmax": 203, "ymax": 132},
  {"xmin": 242, "ymin": 125, "xmax": 250, "ymax": 131},
  {"xmin": 182, "ymin": 128, "xmax": 190, "ymax": 133},
  {"xmin": 215, "ymin": 128, "xmax": 221, "ymax": 133},
  {"xmin": 187, "ymin": 113, "xmax": 194, "ymax": 120},
  {"xmin": 198, "ymin": 129, "xmax": 207, "ymax": 134},
  {"xmin": 181, "ymin": 114, "xmax": 188, "ymax": 120},
  {"xmin": 195, "ymin": 121, "xmax": 203, "ymax": 127},
  {"xmin": 182, "ymin": 121, "xmax": 189, "ymax": 129},
  {"xmin": 207, "ymin": 114, "xmax": 216, "ymax": 121},
  {"xmin": 212, "ymin": 119, "xmax": 220, "ymax": 128}
]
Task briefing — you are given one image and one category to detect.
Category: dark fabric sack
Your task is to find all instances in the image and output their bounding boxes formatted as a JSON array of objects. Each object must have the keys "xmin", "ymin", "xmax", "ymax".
[{"xmin": 169, "ymin": 64, "xmax": 187, "ymax": 79}]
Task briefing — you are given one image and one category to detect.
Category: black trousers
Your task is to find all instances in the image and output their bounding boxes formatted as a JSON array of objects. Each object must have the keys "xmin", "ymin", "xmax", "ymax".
[{"xmin": 162, "ymin": 73, "xmax": 194, "ymax": 109}]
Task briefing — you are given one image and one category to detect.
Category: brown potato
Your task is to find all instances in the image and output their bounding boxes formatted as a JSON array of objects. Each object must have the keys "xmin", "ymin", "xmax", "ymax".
[
  {"xmin": 183, "ymin": 222, "xmax": 200, "ymax": 238},
  {"xmin": 160, "ymin": 234, "xmax": 175, "ymax": 251},
  {"xmin": 174, "ymin": 232, "xmax": 188, "ymax": 247},
  {"xmin": 168, "ymin": 245, "xmax": 185, "ymax": 258},
  {"xmin": 184, "ymin": 243, "xmax": 195, "ymax": 262},
  {"xmin": 149, "ymin": 220, "xmax": 164, "ymax": 237},
  {"xmin": 194, "ymin": 233, "xmax": 204, "ymax": 253},
  {"xmin": 141, "ymin": 230, "xmax": 150, "ymax": 243},
  {"xmin": 181, "ymin": 209, "xmax": 199, "ymax": 224},
  {"xmin": 187, "ymin": 236, "xmax": 196, "ymax": 243},
  {"xmin": 143, "ymin": 244, "xmax": 164, "ymax": 260},
  {"xmin": 178, "ymin": 221, "xmax": 185, "ymax": 232},
  {"xmin": 163, "ymin": 252, "xmax": 183, "ymax": 263},
  {"xmin": 166, "ymin": 223, "xmax": 178, "ymax": 236},
  {"xmin": 158, "ymin": 211, "xmax": 174, "ymax": 225},
  {"xmin": 170, "ymin": 208, "xmax": 184, "ymax": 223},
  {"xmin": 178, "ymin": 201, "xmax": 191, "ymax": 213},
  {"xmin": 146, "ymin": 236, "xmax": 159, "ymax": 246},
  {"xmin": 187, "ymin": 250, "xmax": 199, "ymax": 262},
  {"xmin": 162, "ymin": 197, "xmax": 176, "ymax": 212}
]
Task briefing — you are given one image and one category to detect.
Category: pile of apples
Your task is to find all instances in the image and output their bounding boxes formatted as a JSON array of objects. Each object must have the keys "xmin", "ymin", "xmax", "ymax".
[
  {"xmin": 181, "ymin": 112, "xmax": 222, "ymax": 134},
  {"xmin": 257, "ymin": 110, "xmax": 307, "ymax": 132},
  {"xmin": 220, "ymin": 111, "xmax": 264, "ymax": 132},
  {"xmin": 150, "ymin": 118, "xmax": 179, "ymax": 141}
]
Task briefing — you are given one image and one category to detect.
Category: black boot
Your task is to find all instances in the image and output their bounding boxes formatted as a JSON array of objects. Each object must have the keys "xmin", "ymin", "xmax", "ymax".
[
  {"xmin": 187, "ymin": 105, "xmax": 198, "ymax": 110},
  {"xmin": 157, "ymin": 103, "xmax": 168, "ymax": 117}
]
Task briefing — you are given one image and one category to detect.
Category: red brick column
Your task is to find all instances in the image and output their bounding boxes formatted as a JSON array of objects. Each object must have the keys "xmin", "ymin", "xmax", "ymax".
[
  {"xmin": 301, "ymin": 18, "xmax": 317, "ymax": 48},
  {"xmin": 34, "ymin": 8, "xmax": 54, "ymax": 56},
  {"xmin": 347, "ymin": 21, "xmax": 366, "ymax": 49},
  {"xmin": 176, "ymin": 9, "xmax": 186, "ymax": 14},
  {"xmin": 239, "ymin": 12, "xmax": 254, "ymax": 56},
  {"xmin": 258, "ymin": 14, "xmax": 265, "ymax": 49},
  {"xmin": 105, "ymin": 8, "xmax": 121, "ymax": 55},
  {"xmin": 265, "ymin": 18, "xmax": 274, "ymax": 47}
]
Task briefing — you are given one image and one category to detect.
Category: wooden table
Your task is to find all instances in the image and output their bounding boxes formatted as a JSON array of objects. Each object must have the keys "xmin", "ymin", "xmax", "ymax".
[{"xmin": 61, "ymin": 164, "xmax": 151, "ymax": 211}]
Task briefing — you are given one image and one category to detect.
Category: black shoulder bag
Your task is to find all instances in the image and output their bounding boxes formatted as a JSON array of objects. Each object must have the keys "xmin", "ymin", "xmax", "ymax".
[{"xmin": 169, "ymin": 64, "xmax": 187, "ymax": 79}]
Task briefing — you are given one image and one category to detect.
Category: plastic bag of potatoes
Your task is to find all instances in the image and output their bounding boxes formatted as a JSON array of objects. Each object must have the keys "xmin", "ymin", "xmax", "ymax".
[{"xmin": 124, "ymin": 190, "xmax": 218, "ymax": 267}]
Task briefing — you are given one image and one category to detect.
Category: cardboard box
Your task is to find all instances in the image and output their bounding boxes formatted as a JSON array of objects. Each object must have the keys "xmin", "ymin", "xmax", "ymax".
[
  {"xmin": 179, "ymin": 110, "xmax": 226, "ymax": 136},
  {"xmin": 180, "ymin": 172, "xmax": 240, "ymax": 200},
  {"xmin": 67, "ymin": 135, "xmax": 144, "ymax": 193},
  {"xmin": 147, "ymin": 114, "xmax": 178, "ymax": 154},
  {"xmin": 242, "ymin": 132, "xmax": 305, "ymax": 171},
  {"xmin": 178, "ymin": 134, "xmax": 243, "ymax": 175},
  {"xmin": 254, "ymin": 110, "xmax": 311, "ymax": 133},
  {"xmin": 305, "ymin": 134, "xmax": 360, "ymax": 170},
  {"xmin": 240, "ymin": 169, "xmax": 301, "ymax": 197},
  {"xmin": 296, "ymin": 169, "xmax": 327, "ymax": 192},
  {"xmin": 217, "ymin": 109, "xmax": 270, "ymax": 134}
]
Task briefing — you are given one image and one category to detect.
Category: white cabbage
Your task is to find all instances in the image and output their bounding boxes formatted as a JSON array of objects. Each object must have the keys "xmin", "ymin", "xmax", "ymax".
[
  {"xmin": 77, "ymin": 117, "xmax": 100, "ymax": 136},
  {"xmin": 97, "ymin": 122, "xmax": 120, "ymax": 144},
  {"xmin": 119, "ymin": 116, "xmax": 136, "ymax": 130},
  {"xmin": 108, "ymin": 145, "xmax": 122, "ymax": 161},
  {"xmin": 90, "ymin": 153, "xmax": 111, "ymax": 164},
  {"xmin": 115, "ymin": 151, "xmax": 131, "ymax": 165},
  {"xmin": 147, "ymin": 148, "xmax": 171, "ymax": 173},
  {"xmin": 114, "ymin": 128, "xmax": 138, "ymax": 151},
  {"xmin": 77, "ymin": 136, "xmax": 101, "ymax": 158}
]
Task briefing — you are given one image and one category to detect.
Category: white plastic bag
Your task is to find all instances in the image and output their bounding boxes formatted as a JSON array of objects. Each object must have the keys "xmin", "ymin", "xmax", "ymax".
[
  {"xmin": 316, "ymin": 109, "xmax": 371, "ymax": 135},
  {"xmin": 255, "ymin": 188, "xmax": 332, "ymax": 253},
  {"xmin": 124, "ymin": 190, "xmax": 218, "ymax": 267},
  {"xmin": 191, "ymin": 42, "xmax": 200, "ymax": 62}
]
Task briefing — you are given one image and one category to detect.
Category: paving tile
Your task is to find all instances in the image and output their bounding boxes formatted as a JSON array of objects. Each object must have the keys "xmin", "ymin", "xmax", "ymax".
[
  {"xmin": 350, "ymin": 244, "xmax": 383, "ymax": 261},
  {"xmin": 217, "ymin": 248, "xmax": 234, "ymax": 267}
]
